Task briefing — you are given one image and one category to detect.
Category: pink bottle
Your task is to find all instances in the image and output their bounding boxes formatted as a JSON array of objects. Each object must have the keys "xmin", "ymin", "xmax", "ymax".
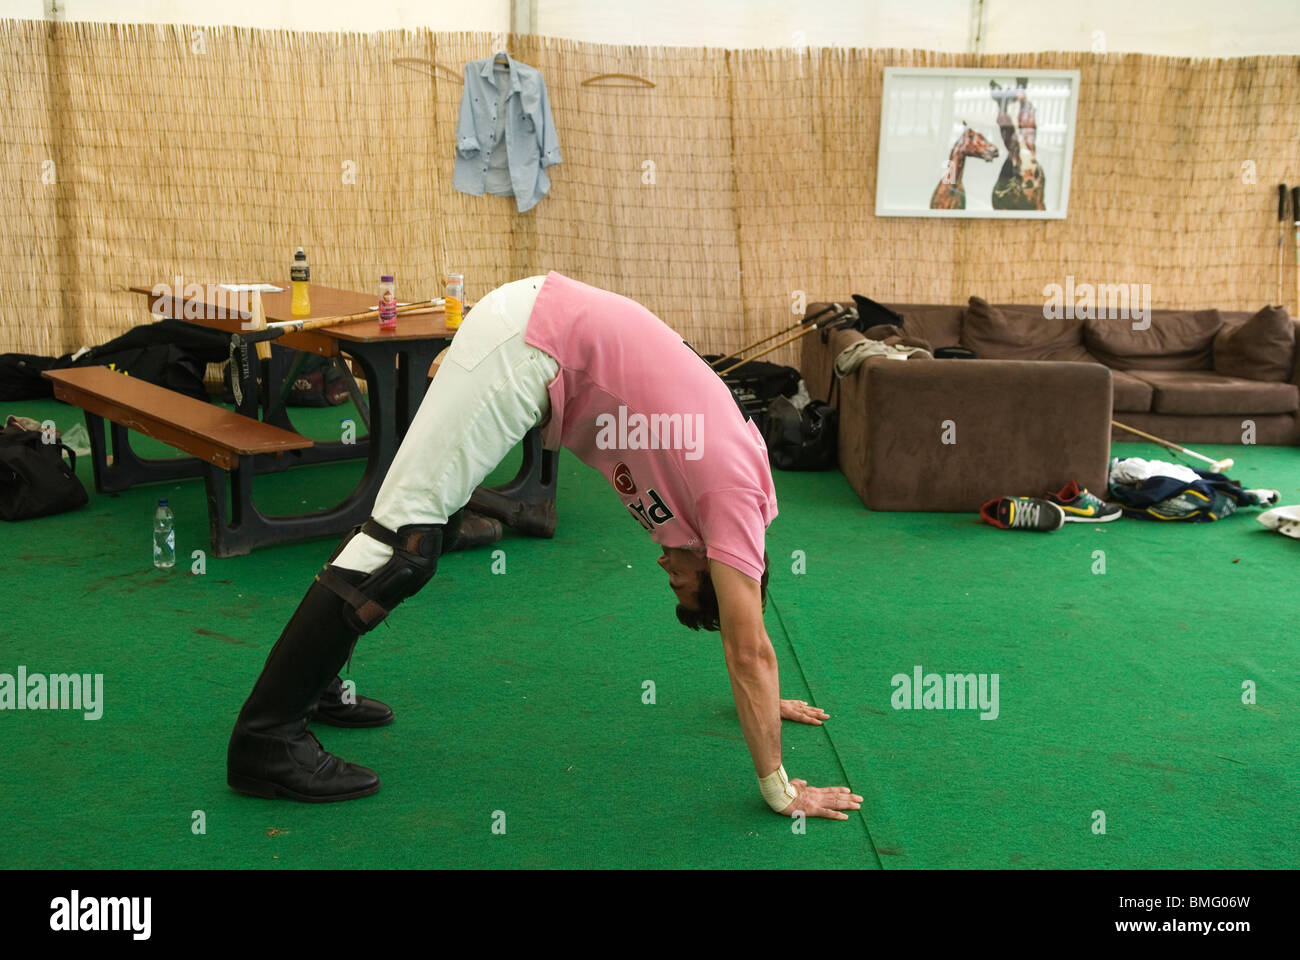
[{"xmin": 378, "ymin": 275, "xmax": 397, "ymax": 331}]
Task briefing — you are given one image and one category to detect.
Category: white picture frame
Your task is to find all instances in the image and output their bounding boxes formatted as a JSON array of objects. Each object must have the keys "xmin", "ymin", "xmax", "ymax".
[{"xmin": 875, "ymin": 67, "xmax": 1080, "ymax": 219}]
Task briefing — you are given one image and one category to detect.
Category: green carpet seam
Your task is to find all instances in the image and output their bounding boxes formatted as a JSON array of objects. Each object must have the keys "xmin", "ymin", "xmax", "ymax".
[{"xmin": 769, "ymin": 593, "xmax": 884, "ymax": 869}]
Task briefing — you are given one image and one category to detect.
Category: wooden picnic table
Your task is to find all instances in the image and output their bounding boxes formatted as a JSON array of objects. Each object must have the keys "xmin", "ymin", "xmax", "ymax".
[{"xmin": 44, "ymin": 282, "xmax": 560, "ymax": 555}]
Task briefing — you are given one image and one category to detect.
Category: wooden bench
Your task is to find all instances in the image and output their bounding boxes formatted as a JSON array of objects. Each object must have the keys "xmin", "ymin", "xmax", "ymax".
[{"xmin": 43, "ymin": 366, "xmax": 346, "ymax": 558}]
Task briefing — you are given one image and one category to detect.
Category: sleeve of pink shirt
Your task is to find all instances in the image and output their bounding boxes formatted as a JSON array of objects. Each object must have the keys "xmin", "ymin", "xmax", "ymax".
[{"xmin": 696, "ymin": 487, "xmax": 772, "ymax": 583}]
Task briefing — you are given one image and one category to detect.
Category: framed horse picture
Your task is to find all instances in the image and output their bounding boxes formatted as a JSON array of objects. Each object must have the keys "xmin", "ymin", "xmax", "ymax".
[{"xmin": 875, "ymin": 67, "xmax": 1080, "ymax": 219}]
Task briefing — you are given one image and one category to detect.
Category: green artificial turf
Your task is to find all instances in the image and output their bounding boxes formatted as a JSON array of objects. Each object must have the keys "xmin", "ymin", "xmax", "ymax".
[{"xmin": 1, "ymin": 396, "xmax": 1297, "ymax": 869}]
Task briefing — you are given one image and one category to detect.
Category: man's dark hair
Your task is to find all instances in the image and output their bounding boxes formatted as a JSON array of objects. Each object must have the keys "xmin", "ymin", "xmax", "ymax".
[{"xmin": 675, "ymin": 552, "xmax": 770, "ymax": 631}]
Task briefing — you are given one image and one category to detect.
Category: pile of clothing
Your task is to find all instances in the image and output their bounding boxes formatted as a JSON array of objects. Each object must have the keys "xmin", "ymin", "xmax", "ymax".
[
  {"xmin": 1107, "ymin": 457, "xmax": 1277, "ymax": 522},
  {"xmin": 833, "ymin": 327, "xmax": 933, "ymax": 375},
  {"xmin": 978, "ymin": 458, "xmax": 1281, "ymax": 532}
]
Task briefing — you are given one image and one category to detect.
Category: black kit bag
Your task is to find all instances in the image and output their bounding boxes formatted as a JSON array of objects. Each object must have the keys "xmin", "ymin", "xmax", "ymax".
[
  {"xmin": 763, "ymin": 360, "xmax": 844, "ymax": 471},
  {"xmin": 763, "ymin": 395, "xmax": 838, "ymax": 471},
  {"xmin": 0, "ymin": 424, "xmax": 89, "ymax": 521},
  {"xmin": 75, "ymin": 318, "xmax": 229, "ymax": 402},
  {"xmin": 0, "ymin": 354, "xmax": 60, "ymax": 402},
  {"xmin": 851, "ymin": 295, "xmax": 905, "ymax": 331},
  {"xmin": 80, "ymin": 343, "xmax": 211, "ymax": 402},
  {"xmin": 0, "ymin": 319, "xmax": 227, "ymax": 404},
  {"xmin": 703, "ymin": 355, "xmax": 801, "ymax": 434}
]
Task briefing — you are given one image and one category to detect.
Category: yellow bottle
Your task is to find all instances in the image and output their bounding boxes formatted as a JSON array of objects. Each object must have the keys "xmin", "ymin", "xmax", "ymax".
[
  {"xmin": 291, "ymin": 246, "xmax": 311, "ymax": 317},
  {"xmin": 445, "ymin": 272, "xmax": 464, "ymax": 330}
]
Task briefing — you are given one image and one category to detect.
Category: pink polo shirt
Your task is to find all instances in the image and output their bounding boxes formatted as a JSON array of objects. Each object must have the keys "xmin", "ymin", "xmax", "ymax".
[{"xmin": 525, "ymin": 272, "xmax": 777, "ymax": 582}]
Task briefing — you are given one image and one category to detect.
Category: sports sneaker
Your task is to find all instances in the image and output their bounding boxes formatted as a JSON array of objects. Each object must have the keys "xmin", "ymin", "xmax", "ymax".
[
  {"xmin": 980, "ymin": 496, "xmax": 1065, "ymax": 531},
  {"xmin": 1046, "ymin": 481, "xmax": 1122, "ymax": 523},
  {"xmin": 1244, "ymin": 488, "xmax": 1280, "ymax": 507}
]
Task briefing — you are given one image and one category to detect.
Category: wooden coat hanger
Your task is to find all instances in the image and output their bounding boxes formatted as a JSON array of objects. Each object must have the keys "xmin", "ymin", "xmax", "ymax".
[
  {"xmin": 393, "ymin": 57, "xmax": 462, "ymax": 84},
  {"xmin": 582, "ymin": 72, "xmax": 655, "ymax": 89}
]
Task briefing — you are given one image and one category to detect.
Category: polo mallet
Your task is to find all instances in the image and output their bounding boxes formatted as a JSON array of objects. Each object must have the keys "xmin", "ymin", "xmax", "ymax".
[
  {"xmin": 1292, "ymin": 186, "xmax": 1299, "ymax": 317},
  {"xmin": 718, "ymin": 307, "xmax": 857, "ymax": 377},
  {"xmin": 237, "ymin": 299, "xmax": 440, "ymax": 345},
  {"xmin": 1277, "ymin": 184, "xmax": 1289, "ymax": 307},
  {"xmin": 709, "ymin": 303, "xmax": 841, "ymax": 369},
  {"xmin": 1111, "ymin": 420, "xmax": 1234, "ymax": 473}
]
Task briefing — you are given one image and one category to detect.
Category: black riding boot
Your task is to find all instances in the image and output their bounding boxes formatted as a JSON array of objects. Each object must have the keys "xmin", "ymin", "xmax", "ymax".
[
  {"xmin": 227, "ymin": 568, "xmax": 381, "ymax": 802},
  {"xmin": 227, "ymin": 517, "xmax": 454, "ymax": 802}
]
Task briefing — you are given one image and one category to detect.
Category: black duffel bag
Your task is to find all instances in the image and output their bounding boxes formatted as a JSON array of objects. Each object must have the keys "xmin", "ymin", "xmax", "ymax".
[
  {"xmin": 763, "ymin": 395, "xmax": 838, "ymax": 471},
  {"xmin": 222, "ymin": 352, "xmax": 350, "ymax": 407},
  {"xmin": 0, "ymin": 319, "xmax": 229, "ymax": 404},
  {"xmin": 0, "ymin": 423, "xmax": 89, "ymax": 521}
]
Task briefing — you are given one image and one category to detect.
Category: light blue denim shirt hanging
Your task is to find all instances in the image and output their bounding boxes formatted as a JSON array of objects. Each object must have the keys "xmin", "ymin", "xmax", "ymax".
[{"xmin": 453, "ymin": 53, "xmax": 562, "ymax": 213}]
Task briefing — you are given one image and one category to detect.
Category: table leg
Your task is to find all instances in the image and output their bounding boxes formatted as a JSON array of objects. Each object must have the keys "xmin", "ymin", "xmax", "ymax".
[
  {"xmin": 347, "ymin": 344, "xmax": 399, "ymax": 490},
  {"xmin": 267, "ymin": 344, "xmax": 310, "ymax": 423},
  {"xmin": 395, "ymin": 339, "xmax": 448, "ymax": 443},
  {"xmin": 199, "ymin": 343, "xmax": 399, "ymax": 557},
  {"xmin": 468, "ymin": 429, "xmax": 558, "ymax": 537},
  {"xmin": 256, "ymin": 345, "xmax": 371, "ymax": 469},
  {"xmin": 336, "ymin": 357, "xmax": 370, "ymax": 431}
]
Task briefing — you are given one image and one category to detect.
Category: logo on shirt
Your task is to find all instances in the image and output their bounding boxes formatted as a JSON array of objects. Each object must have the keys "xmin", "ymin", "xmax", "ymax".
[
  {"xmin": 627, "ymin": 488, "xmax": 675, "ymax": 531},
  {"xmin": 612, "ymin": 462, "xmax": 637, "ymax": 495}
]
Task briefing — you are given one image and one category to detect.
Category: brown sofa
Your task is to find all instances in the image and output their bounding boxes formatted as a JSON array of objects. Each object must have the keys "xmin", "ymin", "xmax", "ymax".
[{"xmin": 800, "ymin": 299, "xmax": 1300, "ymax": 511}]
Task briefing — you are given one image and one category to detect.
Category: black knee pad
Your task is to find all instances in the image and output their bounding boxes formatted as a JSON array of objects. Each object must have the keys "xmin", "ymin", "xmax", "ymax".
[{"xmin": 318, "ymin": 518, "xmax": 450, "ymax": 633}]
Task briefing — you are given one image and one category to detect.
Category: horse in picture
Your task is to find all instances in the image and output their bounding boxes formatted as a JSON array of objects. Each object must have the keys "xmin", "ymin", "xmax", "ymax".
[
  {"xmin": 929, "ymin": 123, "xmax": 999, "ymax": 210},
  {"xmin": 990, "ymin": 78, "xmax": 1046, "ymax": 211}
]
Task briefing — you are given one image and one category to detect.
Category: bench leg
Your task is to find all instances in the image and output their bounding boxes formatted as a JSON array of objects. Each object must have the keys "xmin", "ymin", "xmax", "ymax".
[
  {"xmin": 204, "ymin": 461, "xmax": 239, "ymax": 557},
  {"xmin": 204, "ymin": 455, "xmax": 266, "ymax": 558},
  {"xmin": 84, "ymin": 412, "xmax": 112, "ymax": 494},
  {"xmin": 84, "ymin": 412, "xmax": 205, "ymax": 494}
]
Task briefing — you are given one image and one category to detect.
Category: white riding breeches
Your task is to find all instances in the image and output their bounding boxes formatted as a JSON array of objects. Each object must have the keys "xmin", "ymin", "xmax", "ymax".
[{"xmin": 331, "ymin": 276, "xmax": 557, "ymax": 573}]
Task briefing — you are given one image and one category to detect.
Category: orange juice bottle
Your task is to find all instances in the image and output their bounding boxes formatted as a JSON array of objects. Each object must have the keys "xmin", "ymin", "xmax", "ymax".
[
  {"xmin": 445, "ymin": 272, "xmax": 464, "ymax": 330},
  {"xmin": 291, "ymin": 247, "xmax": 311, "ymax": 316}
]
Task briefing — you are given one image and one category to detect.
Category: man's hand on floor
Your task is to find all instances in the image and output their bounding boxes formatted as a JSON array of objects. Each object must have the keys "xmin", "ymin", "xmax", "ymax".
[
  {"xmin": 780, "ymin": 780, "xmax": 863, "ymax": 821},
  {"xmin": 780, "ymin": 699, "xmax": 829, "ymax": 725}
]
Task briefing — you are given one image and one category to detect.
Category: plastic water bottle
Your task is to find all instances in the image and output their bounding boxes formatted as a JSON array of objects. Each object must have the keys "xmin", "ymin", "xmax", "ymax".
[{"xmin": 153, "ymin": 498, "xmax": 175, "ymax": 569}]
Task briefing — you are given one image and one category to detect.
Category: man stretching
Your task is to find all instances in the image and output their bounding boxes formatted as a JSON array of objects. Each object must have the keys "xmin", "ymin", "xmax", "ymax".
[{"xmin": 227, "ymin": 272, "xmax": 861, "ymax": 821}]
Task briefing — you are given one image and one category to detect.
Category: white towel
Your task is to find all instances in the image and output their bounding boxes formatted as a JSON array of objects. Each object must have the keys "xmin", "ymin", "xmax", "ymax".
[{"xmin": 1109, "ymin": 456, "xmax": 1201, "ymax": 487}]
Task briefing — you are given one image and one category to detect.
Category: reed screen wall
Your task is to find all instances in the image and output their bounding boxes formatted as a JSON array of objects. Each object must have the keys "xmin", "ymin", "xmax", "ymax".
[{"xmin": 2, "ymin": 20, "xmax": 1298, "ymax": 368}]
